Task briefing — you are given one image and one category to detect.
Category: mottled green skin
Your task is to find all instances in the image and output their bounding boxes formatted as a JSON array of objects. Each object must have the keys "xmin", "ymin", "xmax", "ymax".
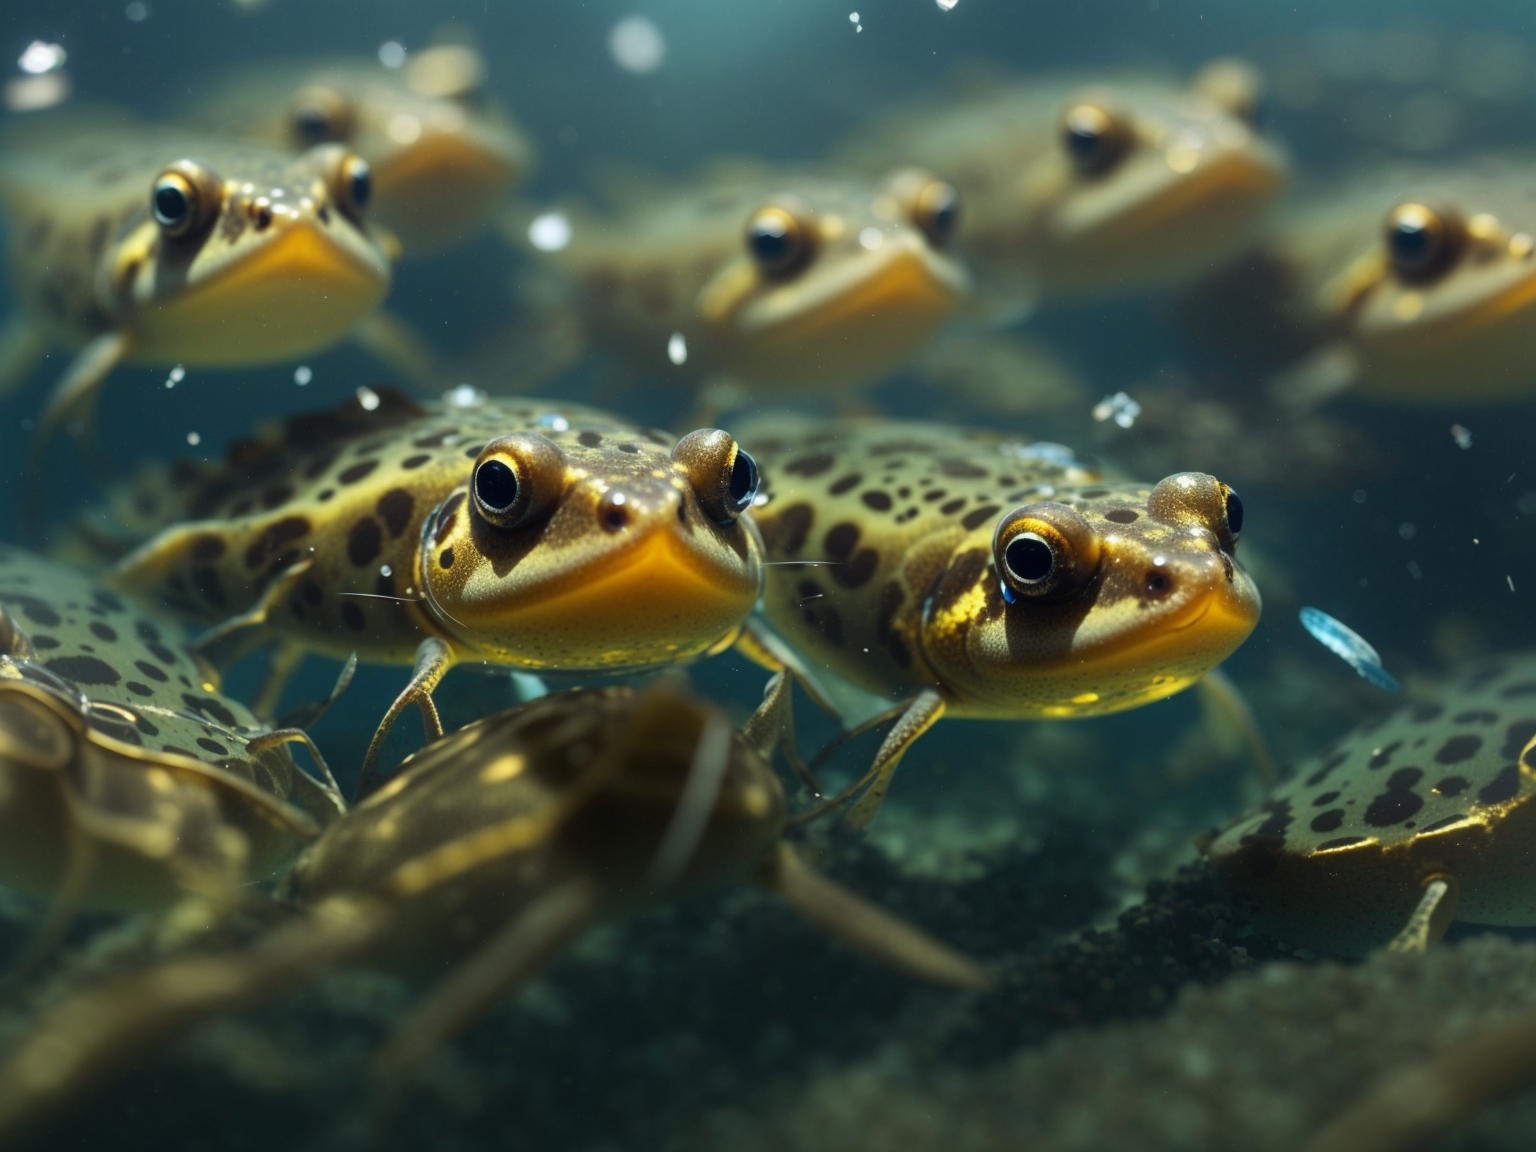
[{"xmin": 1209, "ymin": 653, "xmax": 1536, "ymax": 955}]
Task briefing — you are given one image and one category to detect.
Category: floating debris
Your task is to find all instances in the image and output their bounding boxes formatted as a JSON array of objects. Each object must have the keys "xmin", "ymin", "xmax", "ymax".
[
  {"xmin": 163, "ymin": 365, "xmax": 185, "ymax": 390},
  {"xmin": 849, "ymin": 11, "xmax": 864, "ymax": 32},
  {"xmin": 356, "ymin": 386, "xmax": 381, "ymax": 412},
  {"xmin": 609, "ymin": 16, "xmax": 666, "ymax": 74},
  {"xmin": 1451, "ymin": 423, "xmax": 1473, "ymax": 449},
  {"xmin": 528, "ymin": 211, "xmax": 572, "ymax": 252},
  {"xmin": 1299, "ymin": 607, "xmax": 1399, "ymax": 692},
  {"xmin": 1092, "ymin": 391, "xmax": 1140, "ymax": 429},
  {"xmin": 378, "ymin": 41, "xmax": 406, "ymax": 69},
  {"xmin": 667, "ymin": 332, "xmax": 688, "ymax": 366},
  {"xmin": 293, "ymin": 365, "xmax": 312, "ymax": 386}
]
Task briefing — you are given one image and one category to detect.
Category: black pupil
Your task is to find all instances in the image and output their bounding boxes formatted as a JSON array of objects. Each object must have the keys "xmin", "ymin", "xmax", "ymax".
[
  {"xmin": 475, "ymin": 459, "xmax": 519, "ymax": 513},
  {"xmin": 748, "ymin": 216, "xmax": 793, "ymax": 265},
  {"xmin": 349, "ymin": 163, "xmax": 371, "ymax": 208},
  {"xmin": 928, "ymin": 189, "xmax": 959, "ymax": 241},
  {"xmin": 1225, "ymin": 489, "xmax": 1244, "ymax": 537},
  {"xmin": 728, "ymin": 449, "xmax": 760, "ymax": 512},
  {"xmin": 1391, "ymin": 219, "xmax": 1430, "ymax": 262},
  {"xmin": 1065, "ymin": 123, "xmax": 1102, "ymax": 161},
  {"xmin": 295, "ymin": 110, "xmax": 330, "ymax": 142},
  {"xmin": 1005, "ymin": 534, "xmax": 1054, "ymax": 583},
  {"xmin": 153, "ymin": 183, "xmax": 189, "ymax": 226}
]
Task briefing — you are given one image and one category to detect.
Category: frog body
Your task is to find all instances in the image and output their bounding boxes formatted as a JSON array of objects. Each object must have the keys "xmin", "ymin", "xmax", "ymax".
[{"xmin": 1207, "ymin": 653, "xmax": 1536, "ymax": 955}]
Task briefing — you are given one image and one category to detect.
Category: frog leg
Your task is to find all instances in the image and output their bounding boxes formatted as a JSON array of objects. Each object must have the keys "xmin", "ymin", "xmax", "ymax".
[
  {"xmin": 244, "ymin": 727, "xmax": 347, "ymax": 817},
  {"xmin": 350, "ymin": 310, "xmax": 442, "ymax": 393},
  {"xmin": 192, "ymin": 557, "xmax": 317, "ymax": 670},
  {"xmin": 839, "ymin": 689, "xmax": 946, "ymax": 831},
  {"xmin": 21, "ymin": 331, "xmax": 128, "ymax": 533},
  {"xmin": 356, "ymin": 637, "xmax": 455, "ymax": 800},
  {"xmin": 373, "ymin": 875, "xmax": 601, "ymax": 1085},
  {"xmin": 739, "ymin": 669, "xmax": 822, "ymax": 796},
  {"xmin": 0, "ymin": 314, "xmax": 47, "ymax": 401},
  {"xmin": 276, "ymin": 653, "xmax": 358, "ymax": 732},
  {"xmin": 758, "ymin": 841, "xmax": 988, "ymax": 990},
  {"xmin": 1387, "ymin": 874, "xmax": 1460, "ymax": 954}
]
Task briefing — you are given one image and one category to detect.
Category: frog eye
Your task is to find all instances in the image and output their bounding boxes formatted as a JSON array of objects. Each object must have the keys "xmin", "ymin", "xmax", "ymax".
[
  {"xmin": 911, "ymin": 179, "xmax": 961, "ymax": 248},
  {"xmin": 471, "ymin": 433, "xmax": 568, "ymax": 530},
  {"xmin": 1147, "ymin": 472, "xmax": 1243, "ymax": 554},
  {"xmin": 745, "ymin": 204, "xmax": 816, "ymax": 278},
  {"xmin": 308, "ymin": 145, "xmax": 372, "ymax": 220},
  {"xmin": 289, "ymin": 85, "xmax": 354, "ymax": 146},
  {"xmin": 1060, "ymin": 102, "xmax": 1133, "ymax": 177},
  {"xmin": 150, "ymin": 161, "xmax": 223, "ymax": 240},
  {"xmin": 993, "ymin": 502, "xmax": 1102, "ymax": 602},
  {"xmin": 1384, "ymin": 202, "xmax": 1463, "ymax": 281},
  {"xmin": 672, "ymin": 429, "xmax": 760, "ymax": 524}
]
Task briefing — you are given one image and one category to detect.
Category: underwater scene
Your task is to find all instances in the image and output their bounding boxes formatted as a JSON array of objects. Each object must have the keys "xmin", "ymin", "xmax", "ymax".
[{"xmin": 5, "ymin": 0, "xmax": 1536, "ymax": 1148}]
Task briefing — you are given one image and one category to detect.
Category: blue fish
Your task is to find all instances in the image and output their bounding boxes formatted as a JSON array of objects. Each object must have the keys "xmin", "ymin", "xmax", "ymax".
[{"xmin": 1299, "ymin": 607, "xmax": 1400, "ymax": 693}]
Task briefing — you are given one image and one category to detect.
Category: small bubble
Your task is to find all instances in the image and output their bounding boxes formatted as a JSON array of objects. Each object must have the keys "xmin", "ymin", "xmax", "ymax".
[
  {"xmin": 444, "ymin": 384, "xmax": 485, "ymax": 409},
  {"xmin": 1352, "ymin": 489, "xmax": 1367, "ymax": 504},
  {"xmin": 293, "ymin": 365, "xmax": 312, "ymax": 386},
  {"xmin": 528, "ymin": 212, "xmax": 572, "ymax": 252},
  {"xmin": 1407, "ymin": 560, "xmax": 1423, "ymax": 580},
  {"xmin": 125, "ymin": 1, "xmax": 149, "ymax": 18},
  {"xmin": 186, "ymin": 431, "xmax": 201, "ymax": 446},
  {"xmin": 1451, "ymin": 423, "xmax": 1473, "ymax": 449},
  {"xmin": 1091, "ymin": 391, "xmax": 1140, "ymax": 429},
  {"xmin": 356, "ymin": 386, "xmax": 381, "ymax": 412},
  {"xmin": 18, "ymin": 42, "xmax": 66, "ymax": 75},
  {"xmin": 667, "ymin": 332, "xmax": 688, "ymax": 366},
  {"xmin": 536, "ymin": 413, "xmax": 571, "ymax": 432},
  {"xmin": 858, "ymin": 226, "xmax": 884, "ymax": 251},
  {"xmin": 609, "ymin": 16, "xmax": 665, "ymax": 74},
  {"xmin": 378, "ymin": 41, "xmax": 406, "ymax": 69},
  {"xmin": 1398, "ymin": 522, "xmax": 1417, "ymax": 540},
  {"xmin": 380, "ymin": 564, "xmax": 393, "ymax": 577}
]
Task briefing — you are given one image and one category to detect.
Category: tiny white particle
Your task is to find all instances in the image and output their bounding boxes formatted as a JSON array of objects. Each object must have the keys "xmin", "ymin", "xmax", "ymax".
[
  {"xmin": 356, "ymin": 386, "xmax": 380, "ymax": 411},
  {"xmin": 1451, "ymin": 423, "xmax": 1473, "ymax": 449},
  {"xmin": 527, "ymin": 212, "xmax": 572, "ymax": 252},
  {"xmin": 667, "ymin": 332, "xmax": 688, "ymax": 366},
  {"xmin": 445, "ymin": 384, "xmax": 485, "ymax": 409},
  {"xmin": 18, "ymin": 42, "xmax": 66, "ymax": 75},
  {"xmin": 858, "ymin": 226, "xmax": 884, "ymax": 251},
  {"xmin": 936, "ymin": 0, "xmax": 957, "ymax": 9},
  {"xmin": 380, "ymin": 564, "xmax": 393, "ymax": 577},
  {"xmin": 125, "ymin": 1, "xmax": 150, "ymax": 20},
  {"xmin": 610, "ymin": 492, "xmax": 627, "ymax": 506},
  {"xmin": 170, "ymin": 365, "xmax": 185, "ymax": 382},
  {"xmin": 609, "ymin": 16, "xmax": 666, "ymax": 74},
  {"xmin": 378, "ymin": 41, "xmax": 406, "ymax": 69},
  {"xmin": 537, "ymin": 413, "xmax": 570, "ymax": 432},
  {"xmin": 186, "ymin": 431, "xmax": 201, "ymax": 446},
  {"xmin": 293, "ymin": 365, "xmax": 312, "ymax": 386}
]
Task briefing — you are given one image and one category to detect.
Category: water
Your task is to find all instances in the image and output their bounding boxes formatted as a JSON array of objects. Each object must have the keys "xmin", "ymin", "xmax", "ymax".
[{"xmin": 3, "ymin": 1, "xmax": 1536, "ymax": 1149}]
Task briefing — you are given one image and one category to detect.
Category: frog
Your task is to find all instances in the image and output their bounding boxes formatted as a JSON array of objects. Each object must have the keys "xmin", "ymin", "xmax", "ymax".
[
  {"xmin": 1206, "ymin": 652, "xmax": 1536, "ymax": 957},
  {"xmin": 1178, "ymin": 156, "xmax": 1536, "ymax": 405},
  {"xmin": 0, "ymin": 113, "xmax": 393, "ymax": 503},
  {"xmin": 837, "ymin": 58, "xmax": 1287, "ymax": 306},
  {"xmin": 0, "ymin": 546, "xmax": 344, "ymax": 971},
  {"xmin": 739, "ymin": 414, "xmax": 1261, "ymax": 827},
  {"xmin": 491, "ymin": 166, "xmax": 969, "ymax": 393},
  {"xmin": 189, "ymin": 46, "xmax": 534, "ymax": 256},
  {"xmin": 104, "ymin": 386, "xmax": 766, "ymax": 791},
  {"xmin": 0, "ymin": 681, "xmax": 984, "ymax": 1136}
]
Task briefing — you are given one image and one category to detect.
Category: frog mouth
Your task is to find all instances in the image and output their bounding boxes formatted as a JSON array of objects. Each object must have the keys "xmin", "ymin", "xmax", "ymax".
[{"xmin": 130, "ymin": 220, "xmax": 390, "ymax": 364}]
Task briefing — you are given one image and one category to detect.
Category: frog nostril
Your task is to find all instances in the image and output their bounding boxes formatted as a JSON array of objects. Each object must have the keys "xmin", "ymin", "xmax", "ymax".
[
  {"xmin": 1145, "ymin": 568, "xmax": 1174, "ymax": 598},
  {"xmin": 599, "ymin": 490, "xmax": 630, "ymax": 532}
]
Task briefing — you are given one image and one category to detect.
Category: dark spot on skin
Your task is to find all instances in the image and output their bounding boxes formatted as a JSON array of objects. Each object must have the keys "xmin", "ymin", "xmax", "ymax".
[
  {"xmin": 1500, "ymin": 719, "xmax": 1536, "ymax": 760},
  {"xmin": 44, "ymin": 655, "xmax": 120, "ymax": 686},
  {"xmin": 1313, "ymin": 791, "xmax": 1340, "ymax": 806},
  {"xmin": 1104, "ymin": 508, "xmax": 1139, "ymax": 524},
  {"xmin": 823, "ymin": 522, "xmax": 861, "ymax": 561},
  {"xmin": 804, "ymin": 604, "xmax": 843, "ymax": 646},
  {"xmin": 348, "ymin": 518, "xmax": 383, "ymax": 567},
  {"xmin": 433, "ymin": 493, "xmax": 465, "ymax": 546},
  {"xmin": 338, "ymin": 461, "xmax": 379, "ymax": 485},
  {"xmin": 619, "ymin": 443, "xmax": 641, "ymax": 454},
  {"xmin": 924, "ymin": 489, "xmax": 948, "ymax": 502},
  {"xmin": 784, "ymin": 454, "xmax": 835, "ymax": 477},
  {"xmin": 962, "ymin": 505, "xmax": 1002, "ymax": 531},
  {"xmin": 301, "ymin": 580, "xmax": 324, "ymax": 606},
  {"xmin": 1317, "ymin": 837, "xmax": 1367, "ymax": 851},
  {"xmin": 135, "ymin": 716, "xmax": 158, "ymax": 737},
  {"xmin": 1434, "ymin": 776, "xmax": 1471, "ymax": 796},
  {"xmin": 765, "ymin": 504, "xmax": 813, "ymax": 556},
  {"xmin": 92, "ymin": 591, "xmax": 124, "ymax": 613},
  {"xmin": 376, "ymin": 489, "xmax": 414, "ymax": 537},
  {"xmin": 342, "ymin": 602, "xmax": 367, "ymax": 632},
  {"xmin": 413, "ymin": 430, "xmax": 459, "ymax": 449},
  {"xmin": 401, "ymin": 454, "xmax": 430, "ymax": 469},
  {"xmin": 1305, "ymin": 751, "xmax": 1349, "ymax": 787},
  {"xmin": 1435, "ymin": 735, "xmax": 1482, "ymax": 764},
  {"xmin": 191, "ymin": 535, "xmax": 226, "ymax": 562},
  {"xmin": 1411, "ymin": 702, "xmax": 1445, "ymax": 722},
  {"xmin": 829, "ymin": 474, "xmax": 862, "ymax": 496},
  {"xmin": 29, "ymin": 636, "xmax": 59, "ymax": 650},
  {"xmin": 1477, "ymin": 765, "xmax": 1521, "ymax": 805},
  {"xmin": 861, "ymin": 491, "xmax": 894, "ymax": 512},
  {"xmin": 126, "ymin": 681, "xmax": 153, "ymax": 697},
  {"xmin": 939, "ymin": 458, "xmax": 988, "ymax": 478},
  {"xmin": 461, "ymin": 444, "xmax": 485, "ymax": 459},
  {"xmin": 1418, "ymin": 815, "xmax": 1470, "ymax": 834},
  {"xmin": 1388, "ymin": 767, "xmax": 1424, "ymax": 789},
  {"xmin": 1310, "ymin": 809, "xmax": 1345, "ymax": 833},
  {"xmin": 1368, "ymin": 742, "xmax": 1401, "ymax": 770},
  {"xmin": 181, "ymin": 694, "xmax": 238, "ymax": 728},
  {"xmin": 831, "ymin": 549, "xmax": 879, "ymax": 589},
  {"xmin": 1079, "ymin": 489, "xmax": 1110, "ymax": 499},
  {"xmin": 148, "ymin": 643, "xmax": 178, "ymax": 666},
  {"xmin": 940, "ymin": 498, "xmax": 967, "ymax": 515},
  {"xmin": 10, "ymin": 597, "xmax": 61, "ymax": 627},
  {"xmin": 1501, "ymin": 681, "xmax": 1536, "ymax": 698},
  {"xmin": 577, "ymin": 430, "xmax": 603, "ymax": 448},
  {"xmin": 876, "ymin": 581, "xmax": 904, "ymax": 642},
  {"xmin": 135, "ymin": 660, "xmax": 168, "ymax": 682},
  {"xmin": 243, "ymin": 517, "xmax": 311, "ymax": 571},
  {"xmin": 261, "ymin": 484, "xmax": 294, "ymax": 510},
  {"xmin": 318, "ymin": 490, "xmax": 335, "ymax": 502},
  {"xmin": 927, "ymin": 548, "xmax": 989, "ymax": 621},
  {"xmin": 254, "ymin": 206, "xmax": 272, "ymax": 231},
  {"xmin": 89, "ymin": 621, "xmax": 118, "ymax": 642},
  {"xmin": 1364, "ymin": 784, "xmax": 1424, "ymax": 827},
  {"xmin": 1241, "ymin": 799, "xmax": 1293, "ymax": 846},
  {"xmin": 197, "ymin": 737, "xmax": 229, "ymax": 755},
  {"xmin": 439, "ymin": 548, "xmax": 455, "ymax": 570},
  {"xmin": 1454, "ymin": 710, "xmax": 1499, "ymax": 725},
  {"xmin": 303, "ymin": 452, "xmax": 338, "ymax": 480}
]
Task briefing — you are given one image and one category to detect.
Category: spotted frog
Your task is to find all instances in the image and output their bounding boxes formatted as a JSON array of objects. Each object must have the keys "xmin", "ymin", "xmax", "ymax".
[
  {"xmin": 741, "ymin": 415, "xmax": 1261, "ymax": 826},
  {"xmin": 189, "ymin": 47, "xmax": 533, "ymax": 255},
  {"xmin": 1181, "ymin": 157, "xmax": 1536, "ymax": 404},
  {"xmin": 106, "ymin": 388, "xmax": 764, "ymax": 789},
  {"xmin": 0, "ymin": 115, "xmax": 392, "ymax": 490},
  {"xmin": 0, "ymin": 546, "xmax": 342, "ymax": 922},
  {"xmin": 840, "ymin": 58, "xmax": 1287, "ymax": 303},
  {"xmin": 512, "ymin": 167, "xmax": 968, "ymax": 391},
  {"xmin": 1207, "ymin": 653, "xmax": 1536, "ymax": 956}
]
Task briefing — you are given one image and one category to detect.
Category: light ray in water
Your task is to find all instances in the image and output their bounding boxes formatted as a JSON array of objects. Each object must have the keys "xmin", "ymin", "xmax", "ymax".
[{"xmin": 1299, "ymin": 607, "xmax": 1399, "ymax": 692}]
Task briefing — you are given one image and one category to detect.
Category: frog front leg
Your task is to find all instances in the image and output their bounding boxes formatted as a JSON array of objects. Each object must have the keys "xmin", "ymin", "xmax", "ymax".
[{"xmin": 357, "ymin": 636, "xmax": 456, "ymax": 800}]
